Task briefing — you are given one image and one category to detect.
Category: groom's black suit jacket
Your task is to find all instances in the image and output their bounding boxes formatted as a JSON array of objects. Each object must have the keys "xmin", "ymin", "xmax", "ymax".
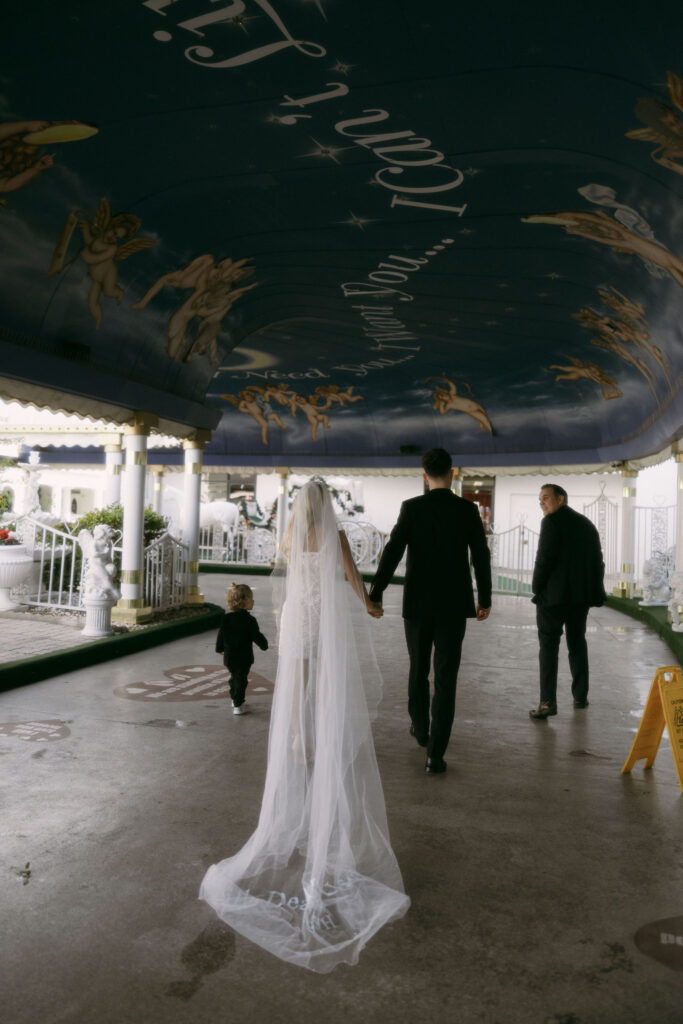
[
  {"xmin": 532, "ymin": 504, "xmax": 606, "ymax": 608},
  {"xmin": 369, "ymin": 489, "xmax": 492, "ymax": 620}
]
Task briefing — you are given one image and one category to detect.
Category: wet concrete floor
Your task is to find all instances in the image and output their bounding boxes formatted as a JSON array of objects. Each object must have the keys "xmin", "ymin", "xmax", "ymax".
[{"xmin": 2, "ymin": 574, "xmax": 682, "ymax": 1024}]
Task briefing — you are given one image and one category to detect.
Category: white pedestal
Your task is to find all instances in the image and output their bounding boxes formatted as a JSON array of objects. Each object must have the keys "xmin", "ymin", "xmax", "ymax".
[{"xmin": 82, "ymin": 596, "xmax": 117, "ymax": 637}]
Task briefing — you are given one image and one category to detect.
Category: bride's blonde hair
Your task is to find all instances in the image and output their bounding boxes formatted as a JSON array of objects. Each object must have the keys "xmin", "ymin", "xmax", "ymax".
[{"xmin": 281, "ymin": 480, "xmax": 327, "ymax": 558}]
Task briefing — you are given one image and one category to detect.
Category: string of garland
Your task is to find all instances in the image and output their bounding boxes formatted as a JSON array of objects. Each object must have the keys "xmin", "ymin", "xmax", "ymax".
[
  {"xmin": 237, "ymin": 495, "xmax": 268, "ymax": 526},
  {"xmin": 237, "ymin": 477, "xmax": 359, "ymax": 531},
  {"xmin": 287, "ymin": 476, "xmax": 357, "ymax": 516}
]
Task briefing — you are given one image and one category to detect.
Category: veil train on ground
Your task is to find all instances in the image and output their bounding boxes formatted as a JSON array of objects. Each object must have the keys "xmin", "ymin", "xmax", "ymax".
[{"xmin": 199, "ymin": 481, "xmax": 409, "ymax": 973}]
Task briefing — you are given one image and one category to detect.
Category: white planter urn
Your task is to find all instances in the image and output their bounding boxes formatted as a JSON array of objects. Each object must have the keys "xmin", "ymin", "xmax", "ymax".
[{"xmin": 0, "ymin": 545, "xmax": 34, "ymax": 611}]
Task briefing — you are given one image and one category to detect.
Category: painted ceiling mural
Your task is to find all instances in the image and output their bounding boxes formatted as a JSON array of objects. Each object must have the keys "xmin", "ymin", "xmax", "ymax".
[{"xmin": 1, "ymin": 1, "xmax": 682, "ymax": 466}]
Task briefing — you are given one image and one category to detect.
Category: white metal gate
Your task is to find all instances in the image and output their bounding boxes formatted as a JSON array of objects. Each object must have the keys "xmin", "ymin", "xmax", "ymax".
[
  {"xmin": 633, "ymin": 504, "xmax": 676, "ymax": 589},
  {"xmin": 583, "ymin": 489, "xmax": 619, "ymax": 592},
  {"xmin": 488, "ymin": 523, "xmax": 539, "ymax": 595}
]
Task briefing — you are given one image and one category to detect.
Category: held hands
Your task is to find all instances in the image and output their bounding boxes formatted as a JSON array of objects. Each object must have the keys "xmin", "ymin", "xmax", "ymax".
[
  {"xmin": 475, "ymin": 604, "xmax": 491, "ymax": 621},
  {"xmin": 366, "ymin": 598, "xmax": 384, "ymax": 619}
]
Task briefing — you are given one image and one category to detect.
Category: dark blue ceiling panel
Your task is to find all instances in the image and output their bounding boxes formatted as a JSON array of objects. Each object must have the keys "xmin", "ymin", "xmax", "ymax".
[{"xmin": 1, "ymin": 0, "xmax": 681, "ymax": 464}]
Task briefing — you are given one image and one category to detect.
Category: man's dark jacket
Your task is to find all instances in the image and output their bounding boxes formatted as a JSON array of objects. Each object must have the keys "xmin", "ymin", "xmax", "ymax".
[
  {"xmin": 532, "ymin": 504, "xmax": 606, "ymax": 608},
  {"xmin": 215, "ymin": 609, "xmax": 268, "ymax": 671},
  {"xmin": 369, "ymin": 489, "xmax": 492, "ymax": 619}
]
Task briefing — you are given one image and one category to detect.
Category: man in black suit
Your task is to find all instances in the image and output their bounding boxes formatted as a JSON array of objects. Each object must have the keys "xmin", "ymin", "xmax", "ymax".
[
  {"xmin": 530, "ymin": 483, "xmax": 606, "ymax": 720},
  {"xmin": 369, "ymin": 448, "xmax": 492, "ymax": 774}
]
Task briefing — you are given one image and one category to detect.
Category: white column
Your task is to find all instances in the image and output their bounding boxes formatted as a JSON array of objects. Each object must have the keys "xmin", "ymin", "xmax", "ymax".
[
  {"xmin": 451, "ymin": 467, "xmax": 463, "ymax": 497},
  {"xmin": 151, "ymin": 466, "xmax": 165, "ymax": 514},
  {"xmin": 112, "ymin": 416, "xmax": 153, "ymax": 622},
  {"xmin": 675, "ymin": 448, "xmax": 683, "ymax": 574},
  {"xmin": 616, "ymin": 468, "xmax": 638, "ymax": 597},
  {"xmin": 103, "ymin": 438, "xmax": 124, "ymax": 506},
  {"xmin": 276, "ymin": 466, "xmax": 290, "ymax": 554},
  {"xmin": 182, "ymin": 433, "xmax": 209, "ymax": 606}
]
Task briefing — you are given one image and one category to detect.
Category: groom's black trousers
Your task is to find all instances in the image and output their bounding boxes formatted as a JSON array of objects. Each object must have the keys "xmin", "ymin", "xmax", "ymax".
[{"xmin": 404, "ymin": 616, "xmax": 467, "ymax": 762}]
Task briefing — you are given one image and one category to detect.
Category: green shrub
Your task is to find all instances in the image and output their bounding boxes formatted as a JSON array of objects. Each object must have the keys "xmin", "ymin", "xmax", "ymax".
[{"xmin": 74, "ymin": 504, "xmax": 168, "ymax": 547}]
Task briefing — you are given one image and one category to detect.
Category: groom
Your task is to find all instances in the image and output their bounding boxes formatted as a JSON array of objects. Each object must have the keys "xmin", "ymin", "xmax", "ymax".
[{"xmin": 369, "ymin": 448, "xmax": 492, "ymax": 774}]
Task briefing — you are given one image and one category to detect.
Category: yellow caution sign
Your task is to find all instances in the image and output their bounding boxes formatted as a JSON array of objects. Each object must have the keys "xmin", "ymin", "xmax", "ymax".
[{"xmin": 622, "ymin": 666, "xmax": 683, "ymax": 791}]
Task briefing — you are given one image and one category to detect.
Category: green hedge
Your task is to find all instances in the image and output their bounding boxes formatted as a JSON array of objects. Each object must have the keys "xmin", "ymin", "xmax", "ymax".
[
  {"xmin": 0, "ymin": 603, "xmax": 223, "ymax": 692},
  {"xmin": 605, "ymin": 595, "xmax": 683, "ymax": 666}
]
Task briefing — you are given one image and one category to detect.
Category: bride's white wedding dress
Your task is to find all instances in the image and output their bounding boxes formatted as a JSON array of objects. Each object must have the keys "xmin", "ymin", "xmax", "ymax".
[{"xmin": 199, "ymin": 482, "xmax": 409, "ymax": 973}]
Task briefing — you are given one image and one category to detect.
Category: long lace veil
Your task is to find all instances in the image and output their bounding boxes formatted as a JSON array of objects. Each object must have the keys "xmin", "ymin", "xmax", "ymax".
[{"xmin": 199, "ymin": 481, "xmax": 409, "ymax": 972}]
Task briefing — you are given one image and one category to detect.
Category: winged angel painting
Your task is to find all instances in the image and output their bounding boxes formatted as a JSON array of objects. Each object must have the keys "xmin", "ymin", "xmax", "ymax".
[
  {"xmin": 48, "ymin": 199, "xmax": 156, "ymax": 327},
  {"xmin": 626, "ymin": 70, "xmax": 683, "ymax": 177}
]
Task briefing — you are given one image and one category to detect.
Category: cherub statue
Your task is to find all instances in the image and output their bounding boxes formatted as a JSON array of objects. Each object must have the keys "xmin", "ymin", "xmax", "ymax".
[
  {"xmin": 49, "ymin": 199, "xmax": 156, "ymax": 327},
  {"xmin": 640, "ymin": 550, "xmax": 673, "ymax": 606},
  {"xmin": 667, "ymin": 571, "xmax": 683, "ymax": 632},
  {"xmin": 78, "ymin": 524, "xmax": 120, "ymax": 601}
]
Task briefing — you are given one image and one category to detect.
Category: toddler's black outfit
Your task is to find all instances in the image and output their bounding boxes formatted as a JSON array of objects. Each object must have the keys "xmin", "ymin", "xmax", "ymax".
[{"xmin": 215, "ymin": 609, "xmax": 268, "ymax": 708}]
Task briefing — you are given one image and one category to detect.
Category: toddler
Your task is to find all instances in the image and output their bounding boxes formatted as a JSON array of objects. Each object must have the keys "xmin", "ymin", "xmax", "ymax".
[{"xmin": 216, "ymin": 583, "xmax": 268, "ymax": 715}]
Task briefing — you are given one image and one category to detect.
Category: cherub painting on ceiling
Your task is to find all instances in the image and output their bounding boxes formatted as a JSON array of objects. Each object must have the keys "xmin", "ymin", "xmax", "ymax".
[
  {"xmin": 0, "ymin": 119, "xmax": 97, "ymax": 206},
  {"xmin": 426, "ymin": 376, "xmax": 493, "ymax": 433},
  {"xmin": 549, "ymin": 358, "xmax": 622, "ymax": 401},
  {"xmin": 311, "ymin": 384, "xmax": 363, "ymax": 409},
  {"xmin": 132, "ymin": 255, "xmax": 257, "ymax": 364},
  {"xmin": 626, "ymin": 70, "xmax": 683, "ymax": 177},
  {"xmin": 222, "ymin": 388, "xmax": 288, "ymax": 446},
  {"xmin": 522, "ymin": 209, "xmax": 683, "ymax": 288},
  {"xmin": 220, "ymin": 383, "xmax": 362, "ymax": 444},
  {"xmin": 48, "ymin": 199, "xmax": 156, "ymax": 328},
  {"xmin": 568, "ymin": 286, "xmax": 670, "ymax": 406}
]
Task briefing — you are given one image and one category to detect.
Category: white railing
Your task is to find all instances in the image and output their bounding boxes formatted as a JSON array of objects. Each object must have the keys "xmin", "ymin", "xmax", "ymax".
[
  {"xmin": 198, "ymin": 519, "xmax": 383, "ymax": 570},
  {"xmin": 15, "ymin": 517, "xmax": 85, "ymax": 610},
  {"xmin": 144, "ymin": 533, "xmax": 188, "ymax": 611},
  {"xmin": 199, "ymin": 522, "xmax": 276, "ymax": 565},
  {"xmin": 6, "ymin": 515, "xmax": 189, "ymax": 613},
  {"xmin": 370, "ymin": 520, "xmax": 535, "ymax": 595},
  {"xmin": 488, "ymin": 522, "xmax": 539, "ymax": 595}
]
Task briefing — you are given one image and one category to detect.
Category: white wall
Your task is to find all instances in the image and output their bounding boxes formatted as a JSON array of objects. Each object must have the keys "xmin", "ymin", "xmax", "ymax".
[
  {"xmin": 492, "ymin": 472, "xmax": 623, "ymax": 536},
  {"xmin": 255, "ymin": 473, "xmax": 279, "ymax": 512},
  {"xmin": 361, "ymin": 475, "xmax": 424, "ymax": 534},
  {"xmin": 635, "ymin": 458, "xmax": 676, "ymax": 507}
]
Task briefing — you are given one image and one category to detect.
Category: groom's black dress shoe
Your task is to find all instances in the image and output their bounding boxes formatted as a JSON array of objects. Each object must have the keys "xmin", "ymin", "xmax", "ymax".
[
  {"xmin": 529, "ymin": 701, "xmax": 557, "ymax": 720},
  {"xmin": 425, "ymin": 757, "xmax": 447, "ymax": 774},
  {"xmin": 410, "ymin": 724, "xmax": 428, "ymax": 748}
]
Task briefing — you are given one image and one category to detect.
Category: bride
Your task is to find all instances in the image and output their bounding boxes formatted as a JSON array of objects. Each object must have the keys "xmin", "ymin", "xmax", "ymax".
[{"xmin": 200, "ymin": 480, "xmax": 410, "ymax": 973}]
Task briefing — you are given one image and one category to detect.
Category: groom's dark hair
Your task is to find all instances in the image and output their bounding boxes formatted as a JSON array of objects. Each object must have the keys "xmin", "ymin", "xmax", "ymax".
[{"xmin": 422, "ymin": 448, "xmax": 452, "ymax": 479}]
